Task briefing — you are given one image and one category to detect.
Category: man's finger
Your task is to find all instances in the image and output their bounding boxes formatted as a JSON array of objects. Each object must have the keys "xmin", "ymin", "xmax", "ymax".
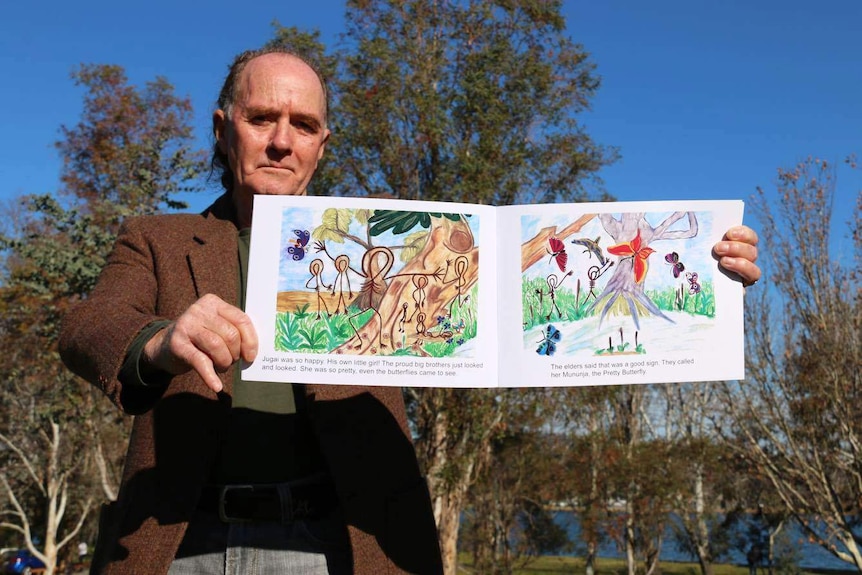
[
  {"xmin": 184, "ymin": 347, "xmax": 224, "ymax": 393},
  {"xmin": 216, "ymin": 305, "xmax": 258, "ymax": 363}
]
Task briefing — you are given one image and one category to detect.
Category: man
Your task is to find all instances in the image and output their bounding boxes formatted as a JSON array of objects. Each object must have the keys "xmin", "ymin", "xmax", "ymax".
[
  {"xmin": 60, "ymin": 47, "xmax": 443, "ymax": 575},
  {"xmin": 59, "ymin": 47, "xmax": 762, "ymax": 574}
]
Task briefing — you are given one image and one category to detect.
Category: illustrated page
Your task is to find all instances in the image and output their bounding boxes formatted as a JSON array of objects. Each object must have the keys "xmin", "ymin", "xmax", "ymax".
[
  {"xmin": 497, "ymin": 200, "xmax": 745, "ymax": 387},
  {"xmin": 242, "ymin": 195, "xmax": 499, "ymax": 387}
]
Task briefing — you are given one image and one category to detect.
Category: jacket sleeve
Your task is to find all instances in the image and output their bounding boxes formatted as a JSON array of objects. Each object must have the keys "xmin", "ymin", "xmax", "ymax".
[{"xmin": 59, "ymin": 217, "xmax": 172, "ymax": 414}]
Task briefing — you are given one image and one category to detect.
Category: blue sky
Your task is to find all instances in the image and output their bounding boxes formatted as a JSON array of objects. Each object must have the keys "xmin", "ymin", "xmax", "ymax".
[{"xmin": 2, "ymin": 1, "xmax": 859, "ymax": 258}]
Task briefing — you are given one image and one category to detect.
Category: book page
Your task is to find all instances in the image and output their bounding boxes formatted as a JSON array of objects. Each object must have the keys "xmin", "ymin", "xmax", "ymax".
[
  {"xmin": 242, "ymin": 195, "xmax": 499, "ymax": 387},
  {"xmin": 497, "ymin": 200, "xmax": 745, "ymax": 387}
]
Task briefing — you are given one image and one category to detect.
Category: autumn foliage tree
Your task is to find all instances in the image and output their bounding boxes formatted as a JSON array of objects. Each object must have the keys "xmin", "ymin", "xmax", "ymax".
[
  {"xmin": 721, "ymin": 157, "xmax": 862, "ymax": 570},
  {"xmin": 0, "ymin": 64, "xmax": 205, "ymax": 574},
  {"xmin": 56, "ymin": 64, "xmax": 204, "ymax": 222},
  {"xmin": 458, "ymin": 390, "xmax": 573, "ymax": 574}
]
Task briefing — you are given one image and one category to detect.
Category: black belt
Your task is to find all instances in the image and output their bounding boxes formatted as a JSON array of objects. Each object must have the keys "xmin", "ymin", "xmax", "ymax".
[{"xmin": 198, "ymin": 478, "xmax": 338, "ymax": 523}]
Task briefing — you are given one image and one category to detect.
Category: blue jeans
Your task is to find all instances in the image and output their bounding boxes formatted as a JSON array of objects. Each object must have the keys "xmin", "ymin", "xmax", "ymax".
[{"xmin": 167, "ymin": 508, "xmax": 352, "ymax": 575}]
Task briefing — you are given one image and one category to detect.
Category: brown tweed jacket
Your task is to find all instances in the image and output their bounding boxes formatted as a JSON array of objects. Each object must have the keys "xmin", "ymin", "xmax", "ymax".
[{"xmin": 59, "ymin": 193, "xmax": 443, "ymax": 575}]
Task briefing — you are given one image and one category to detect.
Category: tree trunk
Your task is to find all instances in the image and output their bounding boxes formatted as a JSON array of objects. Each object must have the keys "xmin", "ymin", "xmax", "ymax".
[
  {"xmin": 585, "ymin": 542, "xmax": 597, "ymax": 575},
  {"xmin": 425, "ymin": 402, "xmax": 492, "ymax": 575},
  {"xmin": 620, "ymin": 386, "xmax": 642, "ymax": 575},
  {"xmin": 336, "ymin": 216, "xmax": 478, "ymax": 354},
  {"xmin": 625, "ymin": 506, "xmax": 637, "ymax": 575},
  {"xmin": 767, "ymin": 520, "xmax": 784, "ymax": 575},
  {"xmin": 584, "ymin": 407, "xmax": 602, "ymax": 575},
  {"xmin": 692, "ymin": 464, "xmax": 714, "ymax": 575},
  {"xmin": 587, "ymin": 211, "xmax": 697, "ymax": 328}
]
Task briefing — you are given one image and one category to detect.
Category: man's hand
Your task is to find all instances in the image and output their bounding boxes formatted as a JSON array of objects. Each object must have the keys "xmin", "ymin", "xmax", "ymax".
[
  {"xmin": 142, "ymin": 294, "xmax": 258, "ymax": 393},
  {"xmin": 713, "ymin": 225, "xmax": 761, "ymax": 288}
]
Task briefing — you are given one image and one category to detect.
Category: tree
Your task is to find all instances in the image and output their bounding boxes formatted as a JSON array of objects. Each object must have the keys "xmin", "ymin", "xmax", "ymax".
[
  {"xmin": 0, "ymin": 65, "xmax": 205, "ymax": 575},
  {"xmin": 460, "ymin": 391, "xmax": 572, "ymax": 574},
  {"xmin": 587, "ymin": 212, "xmax": 698, "ymax": 328},
  {"xmin": 272, "ymin": 2, "xmax": 617, "ymax": 571},
  {"xmin": 660, "ymin": 383, "xmax": 738, "ymax": 575},
  {"xmin": 720, "ymin": 157, "xmax": 862, "ymax": 570},
  {"xmin": 323, "ymin": 1, "xmax": 615, "ymax": 204},
  {"xmin": 554, "ymin": 386, "xmax": 619, "ymax": 575},
  {"xmin": 604, "ymin": 385, "xmax": 674, "ymax": 575},
  {"xmin": 56, "ymin": 64, "xmax": 204, "ymax": 222}
]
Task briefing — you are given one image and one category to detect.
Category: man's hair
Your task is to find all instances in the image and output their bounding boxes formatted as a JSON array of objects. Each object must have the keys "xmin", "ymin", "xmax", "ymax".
[{"xmin": 211, "ymin": 46, "xmax": 329, "ymax": 192}]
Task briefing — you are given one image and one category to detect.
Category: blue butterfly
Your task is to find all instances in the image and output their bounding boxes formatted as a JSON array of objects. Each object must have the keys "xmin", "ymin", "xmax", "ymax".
[
  {"xmin": 536, "ymin": 324, "xmax": 562, "ymax": 356},
  {"xmin": 286, "ymin": 229, "xmax": 310, "ymax": 261}
]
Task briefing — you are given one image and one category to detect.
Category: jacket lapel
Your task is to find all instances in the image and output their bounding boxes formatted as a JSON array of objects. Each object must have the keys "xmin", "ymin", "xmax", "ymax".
[
  {"xmin": 183, "ymin": 194, "xmax": 240, "ymax": 395},
  {"xmin": 186, "ymin": 194, "xmax": 239, "ymax": 304}
]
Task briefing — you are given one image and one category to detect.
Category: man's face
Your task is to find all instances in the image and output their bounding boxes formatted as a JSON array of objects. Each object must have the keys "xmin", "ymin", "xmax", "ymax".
[{"xmin": 214, "ymin": 53, "xmax": 330, "ymax": 220}]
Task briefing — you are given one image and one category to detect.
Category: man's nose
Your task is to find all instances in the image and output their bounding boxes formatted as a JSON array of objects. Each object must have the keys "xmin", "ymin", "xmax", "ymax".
[{"xmin": 269, "ymin": 119, "xmax": 293, "ymax": 153}]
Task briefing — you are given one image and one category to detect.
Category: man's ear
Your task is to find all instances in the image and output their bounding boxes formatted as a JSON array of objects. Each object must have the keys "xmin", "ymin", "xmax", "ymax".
[
  {"xmin": 317, "ymin": 128, "xmax": 331, "ymax": 161},
  {"xmin": 213, "ymin": 109, "xmax": 228, "ymax": 154}
]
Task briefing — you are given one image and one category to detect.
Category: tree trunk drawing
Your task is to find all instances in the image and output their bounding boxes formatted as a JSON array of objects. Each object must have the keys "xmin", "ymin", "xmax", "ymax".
[
  {"xmin": 520, "ymin": 214, "xmax": 596, "ymax": 272},
  {"xmin": 587, "ymin": 211, "xmax": 698, "ymax": 329},
  {"xmin": 335, "ymin": 215, "xmax": 479, "ymax": 354}
]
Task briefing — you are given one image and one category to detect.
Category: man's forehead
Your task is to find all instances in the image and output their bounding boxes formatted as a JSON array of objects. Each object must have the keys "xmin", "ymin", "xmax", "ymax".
[{"xmin": 236, "ymin": 53, "xmax": 325, "ymax": 106}]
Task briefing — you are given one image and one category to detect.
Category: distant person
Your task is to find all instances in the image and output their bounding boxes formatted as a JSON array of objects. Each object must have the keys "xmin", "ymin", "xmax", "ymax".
[
  {"xmin": 747, "ymin": 543, "xmax": 763, "ymax": 575},
  {"xmin": 59, "ymin": 45, "xmax": 761, "ymax": 575},
  {"xmin": 77, "ymin": 541, "xmax": 87, "ymax": 562}
]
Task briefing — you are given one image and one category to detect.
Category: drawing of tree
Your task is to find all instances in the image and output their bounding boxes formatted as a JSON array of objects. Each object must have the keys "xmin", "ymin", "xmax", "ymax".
[
  {"xmin": 310, "ymin": 208, "xmax": 479, "ymax": 354},
  {"xmin": 587, "ymin": 212, "xmax": 699, "ymax": 328}
]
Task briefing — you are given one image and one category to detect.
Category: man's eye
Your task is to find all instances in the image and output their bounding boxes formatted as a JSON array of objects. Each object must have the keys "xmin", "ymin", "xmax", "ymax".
[
  {"xmin": 250, "ymin": 115, "xmax": 270, "ymax": 125},
  {"xmin": 293, "ymin": 119, "xmax": 319, "ymax": 133}
]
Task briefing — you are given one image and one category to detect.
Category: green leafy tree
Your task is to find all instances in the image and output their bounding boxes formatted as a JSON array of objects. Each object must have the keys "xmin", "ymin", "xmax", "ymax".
[
  {"xmin": 0, "ymin": 64, "xmax": 205, "ymax": 574},
  {"xmin": 272, "ymin": 2, "xmax": 617, "ymax": 571}
]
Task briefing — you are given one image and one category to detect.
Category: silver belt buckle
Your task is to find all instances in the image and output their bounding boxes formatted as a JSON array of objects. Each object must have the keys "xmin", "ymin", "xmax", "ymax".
[{"xmin": 218, "ymin": 484, "xmax": 254, "ymax": 523}]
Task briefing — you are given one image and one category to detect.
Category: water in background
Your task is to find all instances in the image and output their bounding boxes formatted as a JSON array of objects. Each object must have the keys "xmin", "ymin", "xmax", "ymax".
[{"xmin": 553, "ymin": 511, "xmax": 857, "ymax": 571}]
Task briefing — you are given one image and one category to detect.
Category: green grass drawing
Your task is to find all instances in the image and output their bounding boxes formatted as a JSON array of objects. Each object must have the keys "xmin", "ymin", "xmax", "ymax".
[{"xmin": 274, "ymin": 284, "xmax": 479, "ymax": 357}]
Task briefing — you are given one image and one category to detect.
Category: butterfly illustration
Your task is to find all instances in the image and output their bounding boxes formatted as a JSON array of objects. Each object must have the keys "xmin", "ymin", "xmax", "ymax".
[
  {"xmin": 607, "ymin": 230, "xmax": 655, "ymax": 284},
  {"xmin": 536, "ymin": 324, "xmax": 562, "ymax": 356},
  {"xmin": 686, "ymin": 271, "xmax": 701, "ymax": 295},
  {"xmin": 547, "ymin": 237, "xmax": 568, "ymax": 272},
  {"xmin": 664, "ymin": 251, "xmax": 685, "ymax": 278},
  {"xmin": 572, "ymin": 236, "xmax": 610, "ymax": 267},
  {"xmin": 286, "ymin": 229, "xmax": 310, "ymax": 261}
]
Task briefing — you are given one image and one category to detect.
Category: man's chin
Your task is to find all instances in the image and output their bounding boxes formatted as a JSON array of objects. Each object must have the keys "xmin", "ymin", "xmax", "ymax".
[{"xmin": 242, "ymin": 177, "xmax": 307, "ymax": 197}]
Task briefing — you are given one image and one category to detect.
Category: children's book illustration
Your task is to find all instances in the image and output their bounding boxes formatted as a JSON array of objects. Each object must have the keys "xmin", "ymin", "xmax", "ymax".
[
  {"xmin": 244, "ymin": 196, "xmax": 744, "ymax": 388},
  {"xmin": 520, "ymin": 210, "xmax": 717, "ymax": 359},
  {"xmin": 273, "ymin": 205, "xmax": 480, "ymax": 357}
]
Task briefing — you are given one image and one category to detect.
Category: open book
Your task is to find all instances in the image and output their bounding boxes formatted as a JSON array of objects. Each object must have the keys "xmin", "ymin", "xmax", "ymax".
[{"xmin": 242, "ymin": 195, "xmax": 745, "ymax": 388}]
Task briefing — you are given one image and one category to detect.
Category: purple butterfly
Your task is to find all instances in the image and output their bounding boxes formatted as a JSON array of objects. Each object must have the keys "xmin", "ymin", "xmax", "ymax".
[
  {"xmin": 686, "ymin": 272, "xmax": 701, "ymax": 295},
  {"xmin": 664, "ymin": 251, "xmax": 685, "ymax": 278},
  {"xmin": 286, "ymin": 229, "xmax": 310, "ymax": 261}
]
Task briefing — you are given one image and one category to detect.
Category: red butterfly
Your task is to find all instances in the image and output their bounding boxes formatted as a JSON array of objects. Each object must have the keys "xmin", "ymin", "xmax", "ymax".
[
  {"xmin": 607, "ymin": 230, "xmax": 655, "ymax": 284},
  {"xmin": 547, "ymin": 237, "xmax": 568, "ymax": 272}
]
